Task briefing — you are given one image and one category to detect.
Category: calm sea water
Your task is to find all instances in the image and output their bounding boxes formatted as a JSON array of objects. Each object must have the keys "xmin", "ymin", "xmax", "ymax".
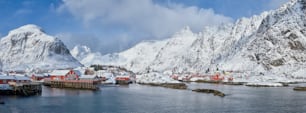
[{"xmin": 1, "ymin": 83, "xmax": 306, "ymax": 113}]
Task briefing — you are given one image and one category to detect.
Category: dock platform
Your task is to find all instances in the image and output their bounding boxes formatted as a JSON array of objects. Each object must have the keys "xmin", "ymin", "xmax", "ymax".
[
  {"xmin": 45, "ymin": 80, "xmax": 100, "ymax": 90},
  {"xmin": 0, "ymin": 82, "xmax": 42, "ymax": 96}
]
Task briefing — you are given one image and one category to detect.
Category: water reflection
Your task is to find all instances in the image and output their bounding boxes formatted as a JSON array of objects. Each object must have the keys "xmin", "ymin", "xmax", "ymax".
[
  {"xmin": 42, "ymin": 86, "xmax": 96, "ymax": 97},
  {"xmin": 1, "ymin": 83, "xmax": 306, "ymax": 113}
]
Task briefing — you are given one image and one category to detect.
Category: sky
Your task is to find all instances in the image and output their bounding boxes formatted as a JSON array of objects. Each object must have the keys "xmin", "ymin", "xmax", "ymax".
[{"xmin": 0, "ymin": 0, "xmax": 289, "ymax": 54}]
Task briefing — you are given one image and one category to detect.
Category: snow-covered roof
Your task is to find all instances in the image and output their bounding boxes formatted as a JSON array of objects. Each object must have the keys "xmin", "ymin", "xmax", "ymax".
[
  {"xmin": 116, "ymin": 75, "xmax": 130, "ymax": 78},
  {"xmin": 49, "ymin": 70, "xmax": 70, "ymax": 76},
  {"xmin": 99, "ymin": 72, "xmax": 113, "ymax": 77},
  {"xmin": 0, "ymin": 75, "xmax": 15, "ymax": 80},
  {"xmin": 79, "ymin": 75, "xmax": 97, "ymax": 79},
  {"xmin": 73, "ymin": 70, "xmax": 83, "ymax": 76},
  {"xmin": 33, "ymin": 74, "xmax": 46, "ymax": 77},
  {"xmin": 15, "ymin": 76, "xmax": 30, "ymax": 81}
]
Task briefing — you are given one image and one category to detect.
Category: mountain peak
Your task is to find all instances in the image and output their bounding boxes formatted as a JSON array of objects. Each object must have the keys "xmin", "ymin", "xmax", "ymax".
[
  {"xmin": 0, "ymin": 25, "xmax": 82, "ymax": 70},
  {"xmin": 18, "ymin": 24, "xmax": 42, "ymax": 30},
  {"xmin": 71, "ymin": 45, "xmax": 92, "ymax": 58},
  {"xmin": 277, "ymin": 0, "xmax": 305, "ymax": 12},
  {"xmin": 8, "ymin": 24, "xmax": 44, "ymax": 36}
]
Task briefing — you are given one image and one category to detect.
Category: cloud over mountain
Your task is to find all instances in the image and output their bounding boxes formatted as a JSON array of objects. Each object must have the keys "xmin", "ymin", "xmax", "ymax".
[{"xmin": 58, "ymin": 0, "xmax": 233, "ymax": 53}]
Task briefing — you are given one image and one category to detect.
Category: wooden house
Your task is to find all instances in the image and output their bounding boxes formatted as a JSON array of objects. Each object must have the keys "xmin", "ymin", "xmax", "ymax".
[
  {"xmin": 14, "ymin": 76, "xmax": 31, "ymax": 83},
  {"xmin": 49, "ymin": 70, "xmax": 81, "ymax": 81},
  {"xmin": 31, "ymin": 74, "xmax": 47, "ymax": 81},
  {"xmin": 79, "ymin": 75, "xmax": 100, "ymax": 81},
  {"xmin": 0, "ymin": 75, "xmax": 15, "ymax": 84},
  {"xmin": 116, "ymin": 76, "xmax": 131, "ymax": 84}
]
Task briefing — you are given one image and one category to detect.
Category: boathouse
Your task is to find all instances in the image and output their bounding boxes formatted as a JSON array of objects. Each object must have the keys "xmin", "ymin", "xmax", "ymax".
[
  {"xmin": 0, "ymin": 75, "xmax": 15, "ymax": 90},
  {"xmin": 116, "ymin": 76, "xmax": 130, "ymax": 84},
  {"xmin": 14, "ymin": 76, "xmax": 31, "ymax": 83},
  {"xmin": 31, "ymin": 74, "xmax": 47, "ymax": 81}
]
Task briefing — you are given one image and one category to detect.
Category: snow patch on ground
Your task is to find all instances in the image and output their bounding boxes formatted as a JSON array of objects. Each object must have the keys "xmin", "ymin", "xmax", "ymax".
[
  {"xmin": 245, "ymin": 82, "xmax": 283, "ymax": 87},
  {"xmin": 136, "ymin": 72, "xmax": 180, "ymax": 84}
]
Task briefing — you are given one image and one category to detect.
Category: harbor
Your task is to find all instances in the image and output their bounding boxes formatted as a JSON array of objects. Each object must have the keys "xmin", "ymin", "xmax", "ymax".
[{"xmin": 1, "ymin": 83, "xmax": 306, "ymax": 113}]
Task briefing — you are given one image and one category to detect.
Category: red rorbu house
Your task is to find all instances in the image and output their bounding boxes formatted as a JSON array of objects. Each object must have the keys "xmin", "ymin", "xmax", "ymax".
[
  {"xmin": 31, "ymin": 74, "xmax": 48, "ymax": 81},
  {"xmin": 0, "ymin": 75, "xmax": 31, "ymax": 84},
  {"xmin": 0, "ymin": 75, "xmax": 15, "ymax": 90},
  {"xmin": 0, "ymin": 75, "xmax": 15, "ymax": 84},
  {"xmin": 14, "ymin": 76, "xmax": 31, "ymax": 83},
  {"xmin": 49, "ymin": 70, "xmax": 82, "ymax": 81},
  {"xmin": 115, "ymin": 76, "xmax": 131, "ymax": 84},
  {"xmin": 210, "ymin": 72, "xmax": 224, "ymax": 81}
]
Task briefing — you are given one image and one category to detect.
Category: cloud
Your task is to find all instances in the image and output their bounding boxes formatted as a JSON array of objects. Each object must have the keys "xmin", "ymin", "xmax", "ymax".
[
  {"xmin": 15, "ymin": 9, "xmax": 32, "ymax": 16},
  {"xmin": 267, "ymin": 0, "xmax": 290, "ymax": 10},
  {"xmin": 59, "ymin": 0, "xmax": 232, "ymax": 37},
  {"xmin": 55, "ymin": 33, "xmax": 101, "ymax": 50},
  {"xmin": 58, "ymin": 0, "xmax": 233, "ymax": 53}
]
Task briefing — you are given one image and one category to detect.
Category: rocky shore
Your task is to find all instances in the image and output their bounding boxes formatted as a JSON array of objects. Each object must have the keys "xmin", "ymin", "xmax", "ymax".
[
  {"xmin": 139, "ymin": 83, "xmax": 187, "ymax": 90},
  {"xmin": 293, "ymin": 87, "xmax": 306, "ymax": 91},
  {"xmin": 192, "ymin": 89, "xmax": 226, "ymax": 97}
]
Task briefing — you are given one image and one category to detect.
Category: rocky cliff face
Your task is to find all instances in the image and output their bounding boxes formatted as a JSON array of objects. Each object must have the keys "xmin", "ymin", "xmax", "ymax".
[
  {"xmin": 220, "ymin": 0, "xmax": 306, "ymax": 77},
  {"xmin": 0, "ymin": 24, "xmax": 82, "ymax": 70}
]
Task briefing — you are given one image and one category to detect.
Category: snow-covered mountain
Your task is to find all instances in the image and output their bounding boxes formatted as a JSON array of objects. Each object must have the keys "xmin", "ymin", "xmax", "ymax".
[
  {"xmin": 221, "ymin": 0, "xmax": 306, "ymax": 78},
  {"xmin": 70, "ymin": 45, "xmax": 105, "ymax": 66},
  {"xmin": 0, "ymin": 24, "xmax": 82, "ymax": 71},
  {"xmin": 75, "ymin": 0, "xmax": 306, "ymax": 82},
  {"xmin": 96, "ymin": 12, "xmax": 269, "ymax": 73}
]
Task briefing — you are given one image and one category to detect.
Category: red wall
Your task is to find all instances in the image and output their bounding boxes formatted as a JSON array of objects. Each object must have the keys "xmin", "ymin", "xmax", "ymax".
[{"xmin": 0, "ymin": 79, "xmax": 16, "ymax": 84}]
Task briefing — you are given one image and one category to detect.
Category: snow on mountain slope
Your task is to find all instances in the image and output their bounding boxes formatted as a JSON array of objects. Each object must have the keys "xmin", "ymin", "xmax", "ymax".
[
  {"xmin": 0, "ymin": 24, "xmax": 82, "ymax": 71},
  {"xmin": 70, "ymin": 45, "xmax": 105, "ymax": 66},
  {"xmin": 77, "ymin": 0, "xmax": 306, "ymax": 82},
  {"xmin": 95, "ymin": 12, "xmax": 268, "ymax": 73},
  {"xmin": 118, "ymin": 39, "xmax": 168, "ymax": 72},
  {"xmin": 219, "ymin": 0, "xmax": 306, "ymax": 82},
  {"xmin": 71, "ymin": 45, "xmax": 91, "ymax": 60}
]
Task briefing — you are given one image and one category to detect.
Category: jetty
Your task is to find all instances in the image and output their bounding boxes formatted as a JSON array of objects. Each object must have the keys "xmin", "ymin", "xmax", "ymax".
[
  {"xmin": 0, "ymin": 75, "xmax": 42, "ymax": 96},
  {"xmin": 45, "ymin": 79, "xmax": 100, "ymax": 90},
  {"xmin": 0, "ymin": 82, "xmax": 42, "ymax": 96}
]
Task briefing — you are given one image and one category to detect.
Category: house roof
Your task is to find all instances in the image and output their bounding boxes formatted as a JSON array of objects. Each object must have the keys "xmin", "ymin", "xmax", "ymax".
[
  {"xmin": 15, "ymin": 76, "xmax": 31, "ymax": 81},
  {"xmin": 0, "ymin": 75, "xmax": 15, "ymax": 80},
  {"xmin": 73, "ymin": 70, "xmax": 83, "ymax": 76},
  {"xmin": 49, "ymin": 70, "xmax": 70, "ymax": 76},
  {"xmin": 79, "ymin": 75, "xmax": 97, "ymax": 79},
  {"xmin": 33, "ymin": 74, "xmax": 46, "ymax": 77}
]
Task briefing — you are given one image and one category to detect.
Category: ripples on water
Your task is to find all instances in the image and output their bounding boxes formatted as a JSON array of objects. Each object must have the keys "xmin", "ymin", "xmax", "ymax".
[{"xmin": 1, "ymin": 83, "xmax": 306, "ymax": 113}]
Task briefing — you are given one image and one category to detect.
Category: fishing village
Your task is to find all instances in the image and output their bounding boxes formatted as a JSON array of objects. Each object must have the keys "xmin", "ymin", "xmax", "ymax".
[
  {"xmin": 0, "ymin": 64, "xmax": 228, "ymax": 97},
  {"xmin": 1, "ymin": 64, "xmax": 306, "ymax": 106},
  {"xmin": 0, "ymin": 65, "xmax": 134, "ymax": 97}
]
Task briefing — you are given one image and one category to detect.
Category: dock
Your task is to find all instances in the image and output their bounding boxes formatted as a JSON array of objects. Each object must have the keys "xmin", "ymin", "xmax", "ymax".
[
  {"xmin": 0, "ymin": 82, "xmax": 42, "ymax": 96},
  {"xmin": 45, "ymin": 79, "xmax": 100, "ymax": 90}
]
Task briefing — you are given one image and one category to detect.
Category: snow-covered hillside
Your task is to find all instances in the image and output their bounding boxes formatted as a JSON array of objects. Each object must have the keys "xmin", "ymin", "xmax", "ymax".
[
  {"xmin": 0, "ymin": 24, "xmax": 82, "ymax": 71},
  {"xmin": 74, "ymin": 0, "xmax": 306, "ymax": 82}
]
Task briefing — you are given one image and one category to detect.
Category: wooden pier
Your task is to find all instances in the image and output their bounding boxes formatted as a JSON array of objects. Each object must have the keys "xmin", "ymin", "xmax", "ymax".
[
  {"xmin": 0, "ymin": 82, "xmax": 42, "ymax": 96},
  {"xmin": 46, "ymin": 80, "xmax": 100, "ymax": 90}
]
